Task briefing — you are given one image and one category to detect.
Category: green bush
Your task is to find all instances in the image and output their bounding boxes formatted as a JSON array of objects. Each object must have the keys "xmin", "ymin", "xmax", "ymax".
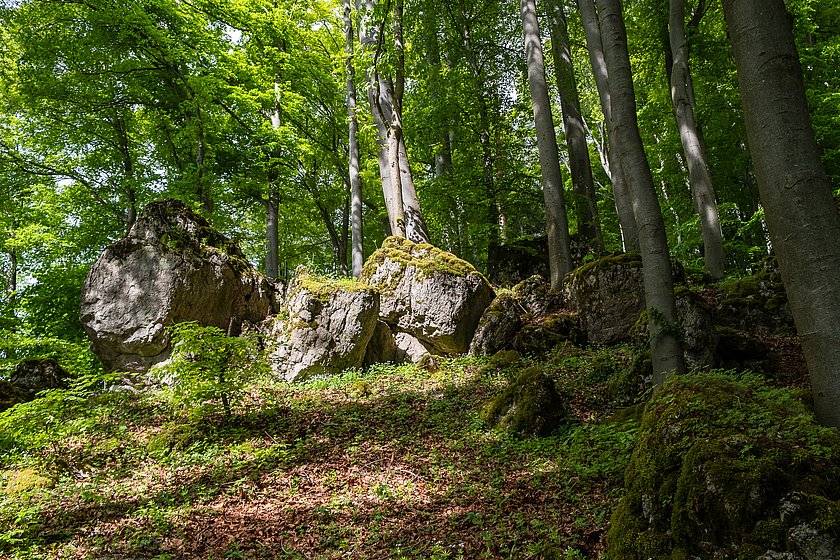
[{"xmin": 155, "ymin": 322, "xmax": 268, "ymax": 419}]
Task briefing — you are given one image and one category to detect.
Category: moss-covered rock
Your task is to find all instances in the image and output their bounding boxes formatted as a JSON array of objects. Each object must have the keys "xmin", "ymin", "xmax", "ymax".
[
  {"xmin": 512, "ymin": 313, "xmax": 586, "ymax": 355},
  {"xmin": 606, "ymin": 371, "xmax": 840, "ymax": 560},
  {"xmin": 361, "ymin": 237, "xmax": 495, "ymax": 354},
  {"xmin": 1, "ymin": 467, "xmax": 54, "ymax": 494},
  {"xmin": 481, "ymin": 367, "xmax": 568, "ymax": 436},
  {"xmin": 716, "ymin": 259, "xmax": 795, "ymax": 336},
  {"xmin": 269, "ymin": 267, "xmax": 380, "ymax": 381}
]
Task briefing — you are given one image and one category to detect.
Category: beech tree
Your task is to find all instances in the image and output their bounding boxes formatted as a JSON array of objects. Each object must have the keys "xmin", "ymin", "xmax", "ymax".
[
  {"xmin": 343, "ymin": 0, "xmax": 364, "ymax": 277},
  {"xmin": 548, "ymin": 0, "xmax": 601, "ymax": 249},
  {"xmin": 597, "ymin": 0, "xmax": 684, "ymax": 380},
  {"xmin": 577, "ymin": 0, "xmax": 638, "ymax": 252},
  {"xmin": 520, "ymin": 0, "xmax": 573, "ymax": 289},
  {"xmin": 723, "ymin": 0, "xmax": 840, "ymax": 428},
  {"xmin": 668, "ymin": 0, "xmax": 725, "ymax": 279}
]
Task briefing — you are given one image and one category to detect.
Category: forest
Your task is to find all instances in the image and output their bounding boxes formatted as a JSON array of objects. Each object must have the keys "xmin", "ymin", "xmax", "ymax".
[{"xmin": 1, "ymin": 0, "xmax": 840, "ymax": 557}]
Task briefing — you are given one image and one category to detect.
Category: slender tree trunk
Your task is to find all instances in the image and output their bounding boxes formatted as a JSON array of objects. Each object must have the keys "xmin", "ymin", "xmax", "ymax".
[
  {"xmin": 265, "ymin": 186, "xmax": 280, "ymax": 280},
  {"xmin": 548, "ymin": 0, "xmax": 601, "ymax": 250},
  {"xmin": 669, "ymin": 0, "xmax": 725, "ymax": 279},
  {"xmin": 397, "ymin": 137, "xmax": 430, "ymax": 241},
  {"xmin": 521, "ymin": 0, "xmax": 573, "ymax": 289},
  {"xmin": 344, "ymin": 0, "xmax": 364, "ymax": 277},
  {"xmin": 461, "ymin": 17, "xmax": 500, "ymax": 264},
  {"xmin": 598, "ymin": 0, "xmax": 684, "ymax": 380},
  {"xmin": 723, "ymin": 0, "xmax": 840, "ymax": 429},
  {"xmin": 577, "ymin": 0, "xmax": 638, "ymax": 252},
  {"xmin": 265, "ymin": 83, "xmax": 283, "ymax": 280}
]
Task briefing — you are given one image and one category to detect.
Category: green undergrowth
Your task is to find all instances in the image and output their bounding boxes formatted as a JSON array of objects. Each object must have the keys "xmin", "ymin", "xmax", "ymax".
[{"xmin": 0, "ymin": 351, "xmax": 638, "ymax": 559}]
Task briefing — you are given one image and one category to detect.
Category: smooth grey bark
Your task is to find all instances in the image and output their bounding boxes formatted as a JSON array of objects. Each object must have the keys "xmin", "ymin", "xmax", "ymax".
[
  {"xmin": 598, "ymin": 0, "xmax": 685, "ymax": 380},
  {"xmin": 669, "ymin": 0, "xmax": 725, "ymax": 280},
  {"xmin": 723, "ymin": 0, "xmax": 840, "ymax": 429},
  {"xmin": 521, "ymin": 0, "xmax": 573, "ymax": 290},
  {"xmin": 577, "ymin": 0, "xmax": 638, "ymax": 252},
  {"xmin": 548, "ymin": 0, "xmax": 601, "ymax": 250},
  {"xmin": 265, "ymin": 83, "xmax": 282, "ymax": 280},
  {"xmin": 366, "ymin": 0, "xmax": 430, "ymax": 243},
  {"xmin": 343, "ymin": 0, "xmax": 364, "ymax": 278}
]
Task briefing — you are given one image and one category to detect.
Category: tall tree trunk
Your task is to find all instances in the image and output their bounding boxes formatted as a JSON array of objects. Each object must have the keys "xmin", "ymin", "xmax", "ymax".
[
  {"xmin": 577, "ymin": 0, "xmax": 638, "ymax": 252},
  {"xmin": 598, "ymin": 0, "xmax": 685, "ymax": 380},
  {"xmin": 669, "ymin": 0, "xmax": 725, "ymax": 279},
  {"xmin": 367, "ymin": 0, "xmax": 429, "ymax": 243},
  {"xmin": 265, "ymin": 83, "xmax": 283, "ymax": 280},
  {"xmin": 344, "ymin": 0, "xmax": 364, "ymax": 277},
  {"xmin": 723, "ymin": 0, "xmax": 840, "ymax": 429},
  {"xmin": 548, "ymin": 0, "xmax": 601, "ymax": 250},
  {"xmin": 520, "ymin": 0, "xmax": 573, "ymax": 289},
  {"xmin": 265, "ymin": 186, "xmax": 280, "ymax": 280}
]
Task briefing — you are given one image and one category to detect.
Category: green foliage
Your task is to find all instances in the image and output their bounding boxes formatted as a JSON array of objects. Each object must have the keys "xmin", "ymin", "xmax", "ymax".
[
  {"xmin": 156, "ymin": 322, "xmax": 268, "ymax": 419},
  {"xmin": 0, "ymin": 331, "xmax": 99, "ymax": 380}
]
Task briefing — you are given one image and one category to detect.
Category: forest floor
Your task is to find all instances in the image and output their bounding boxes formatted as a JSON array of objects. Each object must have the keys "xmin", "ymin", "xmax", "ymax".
[{"xmin": 0, "ymin": 350, "xmax": 642, "ymax": 560}]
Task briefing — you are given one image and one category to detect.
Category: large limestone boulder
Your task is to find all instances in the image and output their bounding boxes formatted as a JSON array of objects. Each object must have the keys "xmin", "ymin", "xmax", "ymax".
[
  {"xmin": 269, "ymin": 268, "xmax": 379, "ymax": 382},
  {"xmin": 360, "ymin": 237, "xmax": 495, "ymax": 354},
  {"xmin": 563, "ymin": 254, "xmax": 646, "ymax": 344},
  {"xmin": 468, "ymin": 292, "xmax": 523, "ymax": 356},
  {"xmin": 80, "ymin": 199, "xmax": 276, "ymax": 372}
]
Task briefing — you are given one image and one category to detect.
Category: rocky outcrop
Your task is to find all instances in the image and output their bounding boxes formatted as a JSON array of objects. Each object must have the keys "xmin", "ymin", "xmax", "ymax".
[
  {"xmin": 486, "ymin": 235, "xmax": 593, "ymax": 287},
  {"xmin": 80, "ymin": 199, "xmax": 276, "ymax": 373},
  {"xmin": 269, "ymin": 268, "xmax": 379, "ymax": 382},
  {"xmin": 470, "ymin": 275, "xmax": 581, "ymax": 357},
  {"xmin": 607, "ymin": 371, "xmax": 840, "ymax": 560},
  {"xmin": 715, "ymin": 261, "xmax": 795, "ymax": 336},
  {"xmin": 468, "ymin": 293, "xmax": 523, "ymax": 356},
  {"xmin": 360, "ymin": 237, "xmax": 495, "ymax": 355},
  {"xmin": 563, "ymin": 254, "xmax": 646, "ymax": 344},
  {"xmin": 363, "ymin": 321, "xmax": 400, "ymax": 366},
  {"xmin": 10, "ymin": 358, "xmax": 69, "ymax": 397}
]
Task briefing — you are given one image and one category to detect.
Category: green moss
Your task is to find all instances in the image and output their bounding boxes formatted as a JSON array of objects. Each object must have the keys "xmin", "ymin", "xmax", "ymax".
[
  {"xmin": 571, "ymin": 252, "xmax": 642, "ymax": 279},
  {"xmin": 146, "ymin": 422, "xmax": 206, "ymax": 457},
  {"xmin": 481, "ymin": 367, "xmax": 567, "ymax": 436},
  {"xmin": 360, "ymin": 236, "xmax": 487, "ymax": 285},
  {"xmin": 290, "ymin": 268, "xmax": 375, "ymax": 304},
  {"xmin": 606, "ymin": 370, "xmax": 840, "ymax": 559},
  {"xmin": 1, "ymin": 467, "xmax": 53, "ymax": 494}
]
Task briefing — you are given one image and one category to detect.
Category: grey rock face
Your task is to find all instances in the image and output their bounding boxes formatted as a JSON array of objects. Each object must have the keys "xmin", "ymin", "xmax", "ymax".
[
  {"xmin": 394, "ymin": 332, "xmax": 432, "ymax": 363},
  {"xmin": 269, "ymin": 268, "xmax": 379, "ymax": 381},
  {"xmin": 675, "ymin": 290, "xmax": 717, "ymax": 370},
  {"xmin": 468, "ymin": 293, "xmax": 523, "ymax": 356},
  {"xmin": 80, "ymin": 199, "xmax": 275, "ymax": 372},
  {"xmin": 360, "ymin": 237, "xmax": 495, "ymax": 354},
  {"xmin": 563, "ymin": 254, "xmax": 646, "ymax": 344}
]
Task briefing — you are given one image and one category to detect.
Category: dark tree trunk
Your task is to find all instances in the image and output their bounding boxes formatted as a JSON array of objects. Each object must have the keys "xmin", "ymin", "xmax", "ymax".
[
  {"xmin": 723, "ymin": 0, "xmax": 840, "ymax": 428},
  {"xmin": 598, "ymin": 0, "xmax": 685, "ymax": 380}
]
